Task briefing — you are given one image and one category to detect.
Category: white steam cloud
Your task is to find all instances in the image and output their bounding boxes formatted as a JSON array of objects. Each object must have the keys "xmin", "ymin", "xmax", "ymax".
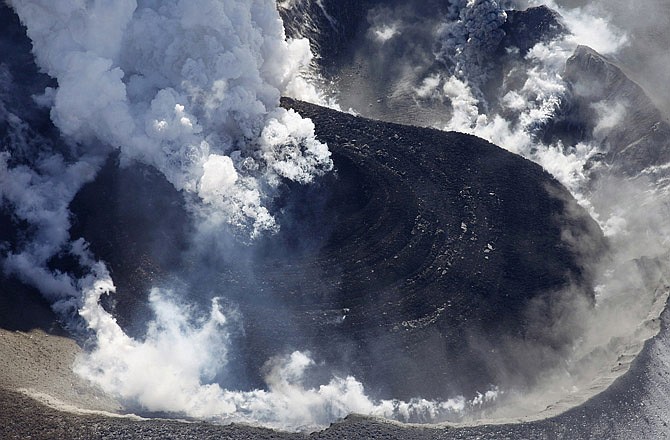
[
  {"xmin": 1, "ymin": 0, "xmax": 493, "ymax": 432},
  {"xmin": 8, "ymin": 0, "xmax": 332, "ymax": 236},
  {"xmin": 3, "ymin": 0, "xmax": 670, "ymax": 433},
  {"xmin": 0, "ymin": 149, "xmax": 105, "ymax": 322},
  {"xmin": 73, "ymin": 261, "xmax": 495, "ymax": 431},
  {"xmin": 532, "ymin": 0, "xmax": 629, "ymax": 55},
  {"xmin": 417, "ymin": 0, "xmax": 629, "ymax": 195}
]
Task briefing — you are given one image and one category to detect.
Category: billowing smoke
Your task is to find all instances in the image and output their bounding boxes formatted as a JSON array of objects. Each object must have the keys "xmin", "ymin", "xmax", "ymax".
[
  {"xmin": 0, "ymin": 0, "xmax": 389, "ymax": 431},
  {"xmin": 2, "ymin": 0, "xmax": 338, "ymax": 302},
  {"xmin": 74, "ymin": 264, "xmax": 484, "ymax": 429},
  {"xmin": 1, "ymin": 0, "xmax": 498, "ymax": 432},
  {"xmin": 8, "ymin": 0, "xmax": 332, "ymax": 235},
  {"xmin": 435, "ymin": 0, "xmax": 511, "ymax": 88},
  {"xmin": 3, "ymin": 0, "xmax": 670, "ymax": 433}
]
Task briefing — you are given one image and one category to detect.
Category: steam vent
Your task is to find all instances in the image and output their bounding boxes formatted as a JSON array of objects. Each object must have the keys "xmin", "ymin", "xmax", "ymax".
[{"xmin": 69, "ymin": 97, "xmax": 604, "ymax": 403}]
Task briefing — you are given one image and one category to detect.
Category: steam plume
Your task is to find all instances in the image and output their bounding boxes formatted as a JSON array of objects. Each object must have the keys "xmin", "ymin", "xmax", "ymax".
[{"xmin": 3, "ymin": 0, "xmax": 670, "ymax": 432}]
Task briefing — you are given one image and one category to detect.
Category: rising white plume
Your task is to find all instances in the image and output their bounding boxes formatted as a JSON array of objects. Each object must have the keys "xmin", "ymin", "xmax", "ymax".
[
  {"xmin": 3, "ymin": 0, "xmax": 669, "ymax": 433},
  {"xmin": 8, "ymin": 0, "xmax": 332, "ymax": 236}
]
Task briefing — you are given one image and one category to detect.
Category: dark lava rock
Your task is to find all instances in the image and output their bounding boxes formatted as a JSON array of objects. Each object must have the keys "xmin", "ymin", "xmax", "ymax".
[
  {"xmin": 3, "ymin": 4, "xmax": 666, "ymax": 437},
  {"xmin": 0, "ymin": 0, "xmax": 603, "ymax": 404},
  {"xmin": 63, "ymin": 97, "xmax": 605, "ymax": 402}
]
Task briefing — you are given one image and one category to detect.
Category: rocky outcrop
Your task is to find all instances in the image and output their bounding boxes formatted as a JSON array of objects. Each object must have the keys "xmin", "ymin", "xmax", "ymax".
[{"xmin": 562, "ymin": 45, "xmax": 670, "ymax": 176}]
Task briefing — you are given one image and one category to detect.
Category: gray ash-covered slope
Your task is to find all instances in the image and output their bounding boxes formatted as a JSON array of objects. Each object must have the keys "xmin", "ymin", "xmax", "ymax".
[
  {"xmin": 281, "ymin": 2, "xmax": 570, "ymax": 127},
  {"xmin": 67, "ymin": 96, "xmax": 603, "ymax": 401},
  {"xmin": 556, "ymin": 45, "xmax": 670, "ymax": 176},
  {"xmin": 280, "ymin": 0, "xmax": 446, "ymax": 125},
  {"xmin": 498, "ymin": 8, "xmax": 670, "ymax": 179},
  {"xmin": 2, "ymin": 295, "xmax": 669, "ymax": 440},
  {"xmin": 283, "ymin": 0, "xmax": 670, "ymax": 178},
  {"xmin": 279, "ymin": 0, "xmax": 441, "ymax": 73},
  {"xmin": 279, "ymin": 1, "xmax": 563, "ymax": 71},
  {"xmin": 278, "ymin": 0, "xmax": 368, "ymax": 72}
]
